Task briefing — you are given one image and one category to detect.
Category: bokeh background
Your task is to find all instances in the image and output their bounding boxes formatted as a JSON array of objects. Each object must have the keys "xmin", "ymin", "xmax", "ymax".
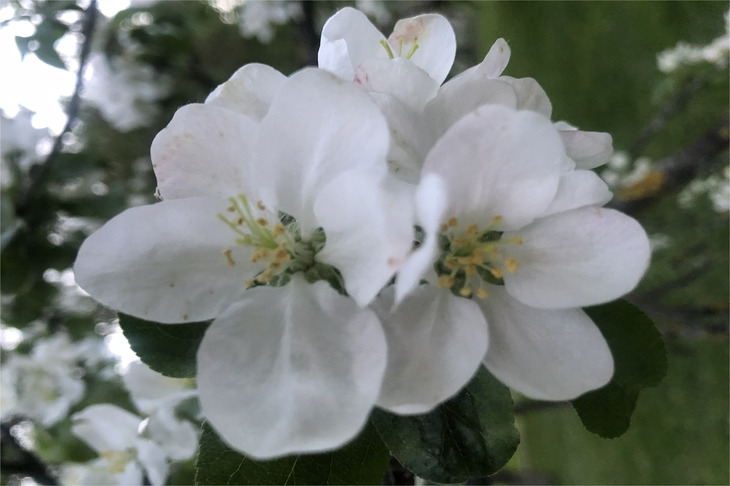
[{"xmin": 1, "ymin": 1, "xmax": 728, "ymax": 484}]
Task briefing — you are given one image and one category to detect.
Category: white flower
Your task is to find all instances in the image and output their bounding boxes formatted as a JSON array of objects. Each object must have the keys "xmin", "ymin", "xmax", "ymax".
[
  {"xmin": 319, "ymin": 10, "xmax": 614, "ymax": 185},
  {"xmin": 237, "ymin": 0, "xmax": 302, "ymax": 43},
  {"xmin": 83, "ymin": 52, "xmax": 169, "ymax": 131},
  {"xmin": 74, "ymin": 66, "xmax": 413, "ymax": 458},
  {"xmin": 1, "ymin": 334, "xmax": 86, "ymax": 426},
  {"xmin": 387, "ymin": 104, "xmax": 651, "ymax": 402},
  {"xmin": 71, "ymin": 404, "xmax": 170, "ymax": 486}
]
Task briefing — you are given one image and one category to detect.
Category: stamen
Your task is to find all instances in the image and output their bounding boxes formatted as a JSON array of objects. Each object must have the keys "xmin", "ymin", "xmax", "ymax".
[
  {"xmin": 476, "ymin": 287, "xmax": 489, "ymax": 299},
  {"xmin": 405, "ymin": 40, "xmax": 419, "ymax": 59},
  {"xmin": 380, "ymin": 40, "xmax": 395, "ymax": 59},
  {"xmin": 223, "ymin": 249, "xmax": 235, "ymax": 267},
  {"xmin": 256, "ymin": 200, "xmax": 266, "ymax": 210},
  {"xmin": 448, "ymin": 217, "xmax": 458, "ymax": 227},
  {"xmin": 505, "ymin": 257, "xmax": 519, "ymax": 273},
  {"xmin": 490, "ymin": 268, "xmax": 504, "ymax": 279}
]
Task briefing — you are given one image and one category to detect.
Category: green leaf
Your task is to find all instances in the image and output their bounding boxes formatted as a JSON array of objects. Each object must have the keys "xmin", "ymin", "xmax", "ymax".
[
  {"xmin": 572, "ymin": 300, "xmax": 667, "ymax": 438},
  {"xmin": 371, "ymin": 366, "xmax": 520, "ymax": 483},
  {"xmin": 117, "ymin": 313, "xmax": 210, "ymax": 378},
  {"xmin": 194, "ymin": 421, "xmax": 390, "ymax": 485}
]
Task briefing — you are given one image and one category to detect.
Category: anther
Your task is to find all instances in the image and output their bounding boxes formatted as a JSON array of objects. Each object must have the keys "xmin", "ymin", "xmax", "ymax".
[
  {"xmin": 222, "ymin": 249, "xmax": 235, "ymax": 267},
  {"xmin": 466, "ymin": 224, "xmax": 478, "ymax": 235},
  {"xmin": 490, "ymin": 268, "xmax": 504, "ymax": 279},
  {"xmin": 256, "ymin": 200, "xmax": 266, "ymax": 210},
  {"xmin": 256, "ymin": 217, "xmax": 268, "ymax": 226},
  {"xmin": 476, "ymin": 287, "xmax": 489, "ymax": 299},
  {"xmin": 491, "ymin": 215, "xmax": 503, "ymax": 225},
  {"xmin": 459, "ymin": 286, "xmax": 472, "ymax": 297},
  {"xmin": 448, "ymin": 217, "xmax": 458, "ymax": 227},
  {"xmin": 505, "ymin": 257, "xmax": 519, "ymax": 273}
]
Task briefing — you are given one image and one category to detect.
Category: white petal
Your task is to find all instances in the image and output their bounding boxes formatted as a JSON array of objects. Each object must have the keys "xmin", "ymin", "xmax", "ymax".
[
  {"xmin": 151, "ymin": 104, "xmax": 258, "ymax": 200},
  {"xmin": 205, "ymin": 63, "xmax": 286, "ymax": 121},
  {"xmin": 559, "ymin": 129, "xmax": 614, "ymax": 169},
  {"xmin": 254, "ymin": 68, "xmax": 390, "ymax": 236},
  {"xmin": 478, "ymin": 38, "xmax": 511, "ymax": 77},
  {"xmin": 72, "ymin": 404, "xmax": 141, "ymax": 453},
  {"xmin": 423, "ymin": 104, "xmax": 564, "ymax": 230},
  {"xmin": 369, "ymin": 92, "xmax": 434, "ymax": 183},
  {"xmin": 123, "ymin": 361, "xmax": 196, "ymax": 414},
  {"xmin": 374, "ymin": 286, "xmax": 488, "ymax": 414},
  {"xmin": 426, "ymin": 77, "xmax": 517, "ymax": 137},
  {"xmin": 503, "ymin": 207, "xmax": 651, "ymax": 308},
  {"xmin": 319, "ymin": 7, "xmax": 387, "ymax": 81},
  {"xmin": 477, "ymin": 285, "xmax": 614, "ymax": 400},
  {"xmin": 500, "ymin": 76, "xmax": 552, "ymax": 118},
  {"xmin": 542, "ymin": 169, "xmax": 613, "ymax": 217},
  {"xmin": 146, "ymin": 409, "xmax": 199, "ymax": 460},
  {"xmin": 315, "ymin": 170, "xmax": 414, "ymax": 307},
  {"xmin": 388, "ymin": 14, "xmax": 456, "ymax": 85},
  {"xmin": 74, "ymin": 198, "xmax": 255, "ymax": 323},
  {"xmin": 355, "ymin": 58, "xmax": 439, "ymax": 109},
  {"xmin": 135, "ymin": 439, "xmax": 169, "ymax": 486},
  {"xmin": 395, "ymin": 173, "xmax": 447, "ymax": 303},
  {"xmin": 197, "ymin": 277, "xmax": 387, "ymax": 459}
]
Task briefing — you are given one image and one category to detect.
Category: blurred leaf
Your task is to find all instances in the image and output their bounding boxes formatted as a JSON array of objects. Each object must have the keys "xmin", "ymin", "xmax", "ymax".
[
  {"xmin": 118, "ymin": 313, "xmax": 210, "ymax": 378},
  {"xmin": 371, "ymin": 367, "xmax": 520, "ymax": 483},
  {"xmin": 195, "ymin": 421, "xmax": 390, "ymax": 485},
  {"xmin": 34, "ymin": 42, "xmax": 67, "ymax": 70},
  {"xmin": 572, "ymin": 300, "xmax": 667, "ymax": 438}
]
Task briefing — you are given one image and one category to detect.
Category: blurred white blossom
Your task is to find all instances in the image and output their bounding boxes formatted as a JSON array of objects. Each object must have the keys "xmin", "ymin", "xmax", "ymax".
[
  {"xmin": 83, "ymin": 52, "xmax": 169, "ymax": 131},
  {"xmin": 657, "ymin": 10, "xmax": 729, "ymax": 73},
  {"xmin": 237, "ymin": 0, "xmax": 301, "ymax": 43}
]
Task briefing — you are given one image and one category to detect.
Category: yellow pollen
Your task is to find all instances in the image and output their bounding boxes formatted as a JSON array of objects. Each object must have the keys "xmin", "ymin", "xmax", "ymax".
[
  {"xmin": 438, "ymin": 275, "xmax": 454, "ymax": 288},
  {"xmin": 273, "ymin": 224, "xmax": 286, "ymax": 236},
  {"xmin": 466, "ymin": 224, "xmax": 478, "ymax": 235},
  {"xmin": 465, "ymin": 264, "xmax": 478, "ymax": 276},
  {"xmin": 275, "ymin": 248, "xmax": 290, "ymax": 260},
  {"xmin": 226, "ymin": 206, "xmax": 235, "ymax": 212},
  {"xmin": 505, "ymin": 257, "xmax": 520, "ymax": 273},
  {"xmin": 507, "ymin": 236, "xmax": 523, "ymax": 245},
  {"xmin": 459, "ymin": 286, "xmax": 472, "ymax": 297},
  {"xmin": 222, "ymin": 249, "xmax": 235, "ymax": 267},
  {"xmin": 440, "ymin": 223, "xmax": 449, "ymax": 232},
  {"xmin": 490, "ymin": 268, "xmax": 504, "ymax": 279},
  {"xmin": 444, "ymin": 257, "xmax": 459, "ymax": 269},
  {"xmin": 492, "ymin": 215, "xmax": 503, "ymax": 225},
  {"xmin": 452, "ymin": 236, "xmax": 468, "ymax": 247},
  {"xmin": 256, "ymin": 200, "xmax": 266, "ymax": 210},
  {"xmin": 269, "ymin": 261, "xmax": 281, "ymax": 270},
  {"xmin": 256, "ymin": 217, "xmax": 268, "ymax": 226},
  {"xmin": 245, "ymin": 278, "xmax": 255, "ymax": 288},
  {"xmin": 448, "ymin": 217, "xmax": 458, "ymax": 227},
  {"xmin": 476, "ymin": 287, "xmax": 489, "ymax": 299}
]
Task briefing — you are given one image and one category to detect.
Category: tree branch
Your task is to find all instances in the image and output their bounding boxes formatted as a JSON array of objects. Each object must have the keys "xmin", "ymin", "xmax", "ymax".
[
  {"xmin": 628, "ymin": 76, "xmax": 708, "ymax": 160},
  {"xmin": 13, "ymin": 0, "xmax": 99, "ymax": 219},
  {"xmin": 608, "ymin": 115, "xmax": 729, "ymax": 215}
]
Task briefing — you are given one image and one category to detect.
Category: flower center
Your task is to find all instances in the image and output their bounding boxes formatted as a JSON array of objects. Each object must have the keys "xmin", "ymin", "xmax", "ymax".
[
  {"xmin": 380, "ymin": 37, "xmax": 420, "ymax": 60},
  {"xmin": 434, "ymin": 215, "xmax": 522, "ymax": 299},
  {"xmin": 218, "ymin": 195, "xmax": 316, "ymax": 287}
]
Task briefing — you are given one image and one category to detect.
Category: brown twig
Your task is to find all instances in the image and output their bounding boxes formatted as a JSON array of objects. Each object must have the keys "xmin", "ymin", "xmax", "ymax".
[{"xmin": 608, "ymin": 115, "xmax": 729, "ymax": 215}]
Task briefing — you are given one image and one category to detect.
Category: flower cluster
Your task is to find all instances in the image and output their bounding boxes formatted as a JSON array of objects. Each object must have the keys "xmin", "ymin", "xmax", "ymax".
[
  {"xmin": 74, "ymin": 8, "xmax": 650, "ymax": 460},
  {"xmin": 61, "ymin": 361, "xmax": 198, "ymax": 486}
]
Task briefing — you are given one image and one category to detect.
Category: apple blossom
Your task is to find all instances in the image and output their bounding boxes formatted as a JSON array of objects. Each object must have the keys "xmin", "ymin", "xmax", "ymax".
[
  {"xmin": 388, "ymin": 104, "xmax": 651, "ymax": 401},
  {"xmin": 74, "ymin": 66, "xmax": 413, "ymax": 458}
]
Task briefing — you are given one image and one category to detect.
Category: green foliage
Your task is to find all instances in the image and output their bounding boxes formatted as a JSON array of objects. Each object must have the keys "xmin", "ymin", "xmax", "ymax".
[
  {"xmin": 518, "ymin": 338, "xmax": 728, "ymax": 484},
  {"xmin": 371, "ymin": 367, "xmax": 520, "ymax": 483},
  {"xmin": 118, "ymin": 313, "xmax": 210, "ymax": 378},
  {"xmin": 195, "ymin": 421, "xmax": 390, "ymax": 485},
  {"xmin": 571, "ymin": 300, "xmax": 667, "ymax": 437}
]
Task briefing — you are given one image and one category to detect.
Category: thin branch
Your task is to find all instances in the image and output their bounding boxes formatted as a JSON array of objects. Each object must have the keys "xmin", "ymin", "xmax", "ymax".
[
  {"xmin": 608, "ymin": 115, "xmax": 729, "ymax": 215},
  {"xmin": 629, "ymin": 76, "xmax": 707, "ymax": 160},
  {"xmin": 13, "ymin": 0, "xmax": 99, "ymax": 220}
]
